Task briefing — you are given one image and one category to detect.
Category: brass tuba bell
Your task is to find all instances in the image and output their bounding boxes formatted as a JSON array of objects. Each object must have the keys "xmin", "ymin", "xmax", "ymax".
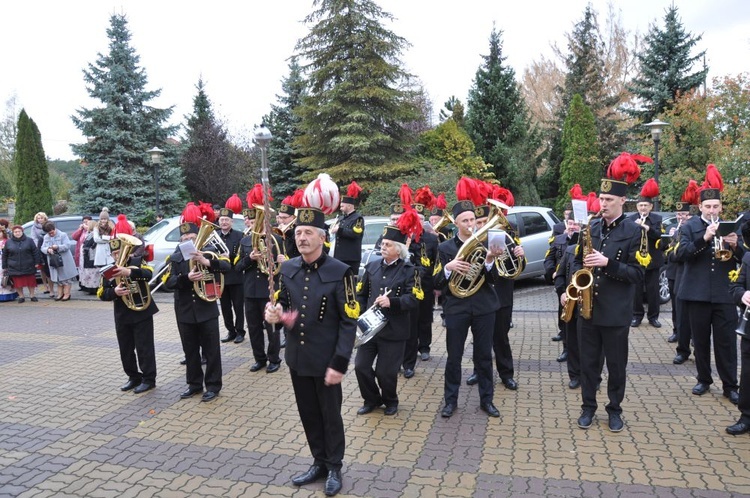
[
  {"xmin": 114, "ymin": 233, "xmax": 152, "ymax": 311},
  {"xmin": 190, "ymin": 218, "xmax": 225, "ymax": 302},
  {"xmin": 250, "ymin": 204, "xmax": 282, "ymax": 275}
]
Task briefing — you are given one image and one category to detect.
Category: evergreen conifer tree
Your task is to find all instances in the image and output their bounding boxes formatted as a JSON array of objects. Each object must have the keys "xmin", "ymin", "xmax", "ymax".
[
  {"xmin": 14, "ymin": 109, "xmax": 53, "ymax": 223},
  {"xmin": 71, "ymin": 14, "xmax": 183, "ymax": 222},
  {"xmin": 294, "ymin": 0, "xmax": 420, "ymax": 185},
  {"xmin": 628, "ymin": 5, "xmax": 707, "ymax": 123},
  {"xmin": 558, "ymin": 95, "xmax": 600, "ymax": 212}
]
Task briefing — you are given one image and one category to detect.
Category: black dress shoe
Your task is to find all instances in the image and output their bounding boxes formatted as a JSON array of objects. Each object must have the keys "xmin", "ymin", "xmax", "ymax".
[
  {"xmin": 250, "ymin": 361, "xmax": 267, "ymax": 372},
  {"xmin": 403, "ymin": 368, "xmax": 415, "ymax": 379},
  {"xmin": 120, "ymin": 379, "xmax": 140, "ymax": 391},
  {"xmin": 724, "ymin": 390, "xmax": 740, "ymax": 405},
  {"xmin": 324, "ymin": 469, "xmax": 342, "ymax": 496},
  {"xmin": 180, "ymin": 387, "xmax": 203, "ymax": 399},
  {"xmin": 502, "ymin": 378, "xmax": 518, "ymax": 390},
  {"xmin": 673, "ymin": 353, "xmax": 688, "ymax": 365},
  {"xmin": 608, "ymin": 413, "xmax": 624, "ymax": 432},
  {"xmin": 292, "ymin": 464, "xmax": 327, "ymax": 486},
  {"xmin": 480, "ymin": 402, "xmax": 500, "ymax": 417},
  {"xmin": 201, "ymin": 391, "xmax": 219, "ymax": 402},
  {"xmin": 466, "ymin": 373, "xmax": 478, "ymax": 386},
  {"xmin": 568, "ymin": 378, "xmax": 581, "ymax": 389},
  {"xmin": 233, "ymin": 335, "xmax": 245, "ymax": 344},
  {"xmin": 220, "ymin": 333, "xmax": 237, "ymax": 343},
  {"xmin": 420, "ymin": 352, "xmax": 430, "ymax": 361},
  {"xmin": 441, "ymin": 404, "xmax": 456, "ymax": 418},
  {"xmin": 667, "ymin": 333, "xmax": 678, "ymax": 343},
  {"xmin": 384, "ymin": 406, "xmax": 398, "ymax": 416},
  {"xmin": 266, "ymin": 362, "xmax": 281, "ymax": 373},
  {"xmin": 551, "ymin": 333, "xmax": 563, "ymax": 341},
  {"xmin": 179, "ymin": 357, "xmax": 187, "ymax": 365},
  {"xmin": 692, "ymin": 382, "xmax": 710, "ymax": 395},
  {"xmin": 556, "ymin": 350, "xmax": 568, "ymax": 362},
  {"xmin": 726, "ymin": 421, "xmax": 750, "ymax": 435},
  {"xmin": 648, "ymin": 319, "xmax": 662, "ymax": 328},
  {"xmin": 630, "ymin": 318, "xmax": 641, "ymax": 327},
  {"xmin": 133, "ymin": 383, "xmax": 155, "ymax": 394},
  {"xmin": 577, "ymin": 410, "xmax": 595, "ymax": 429},
  {"xmin": 357, "ymin": 404, "xmax": 377, "ymax": 415}
]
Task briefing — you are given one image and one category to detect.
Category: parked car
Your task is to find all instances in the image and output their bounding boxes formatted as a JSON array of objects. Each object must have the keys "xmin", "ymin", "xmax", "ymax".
[{"xmin": 144, "ymin": 215, "xmax": 246, "ymax": 288}]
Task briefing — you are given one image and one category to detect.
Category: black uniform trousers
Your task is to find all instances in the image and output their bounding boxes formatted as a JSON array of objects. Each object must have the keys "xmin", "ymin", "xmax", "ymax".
[
  {"xmin": 564, "ymin": 312, "xmax": 580, "ymax": 381},
  {"xmin": 220, "ymin": 283, "xmax": 245, "ymax": 337},
  {"xmin": 402, "ymin": 309, "xmax": 420, "ymax": 371},
  {"xmin": 739, "ymin": 337, "xmax": 750, "ymax": 423},
  {"xmin": 444, "ymin": 311, "xmax": 495, "ymax": 406},
  {"xmin": 493, "ymin": 306, "xmax": 514, "ymax": 380},
  {"xmin": 290, "ymin": 367, "xmax": 345, "ymax": 471},
  {"xmin": 417, "ymin": 292, "xmax": 434, "ymax": 355},
  {"xmin": 672, "ymin": 272, "xmax": 692, "ymax": 357},
  {"xmin": 115, "ymin": 318, "xmax": 156, "ymax": 385},
  {"xmin": 177, "ymin": 318, "xmax": 222, "ymax": 392},
  {"xmin": 686, "ymin": 301, "xmax": 738, "ymax": 391},
  {"xmin": 579, "ymin": 321, "xmax": 628, "ymax": 415},
  {"xmin": 245, "ymin": 297, "xmax": 281, "ymax": 364},
  {"xmin": 354, "ymin": 337, "xmax": 406, "ymax": 408},
  {"xmin": 633, "ymin": 268, "xmax": 660, "ymax": 321}
]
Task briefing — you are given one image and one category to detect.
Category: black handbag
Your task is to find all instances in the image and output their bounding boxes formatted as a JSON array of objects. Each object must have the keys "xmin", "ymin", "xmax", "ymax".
[{"xmin": 48, "ymin": 251, "xmax": 64, "ymax": 268}]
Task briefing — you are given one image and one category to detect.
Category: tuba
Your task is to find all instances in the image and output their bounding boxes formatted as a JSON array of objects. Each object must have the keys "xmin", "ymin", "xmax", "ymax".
[
  {"xmin": 431, "ymin": 210, "xmax": 454, "ymax": 241},
  {"xmin": 448, "ymin": 199, "xmax": 508, "ymax": 298},
  {"xmin": 115, "ymin": 233, "xmax": 152, "ymax": 311},
  {"xmin": 488, "ymin": 202, "xmax": 524, "ymax": 279},
  {"xmin": 570, "ymin": 212, "xmax": 599, "ymax": 320},
  {"xmin": 190, "ymin": 217, "xmax": 225, "ymax": 302},
  {"xmin": 250, "ymin": 205, "xmax": 282, "ymax": 275}
]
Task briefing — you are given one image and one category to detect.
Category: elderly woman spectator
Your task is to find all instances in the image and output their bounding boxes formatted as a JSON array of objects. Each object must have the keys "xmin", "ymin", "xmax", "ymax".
[
  {"xmin": 93, "ymin": 208, "xmax": 115, "ymax": 269},
  {"xmin": 77, "ymin": 219, "xmax": 100, "ymax": 294},
  {"xmin": 30, "ymin": 212, "xmax": 54, "ymax": 295},
  {"xmin": 41, "ymin": 221, "xmax": 78, "ymax": 301},
  {"xmin": 0, "ymin": 228, "xmax": 19, "ymax": 302},
  {"xmin": 2, "ymin": 225, "xmax": 42, "ymax": 303}
]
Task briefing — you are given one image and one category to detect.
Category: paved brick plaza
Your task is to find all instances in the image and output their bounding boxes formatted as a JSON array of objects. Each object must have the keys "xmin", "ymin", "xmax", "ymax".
[{"xmin": 1, "ymin": 280, "xmax": 749, "ymax": 497}]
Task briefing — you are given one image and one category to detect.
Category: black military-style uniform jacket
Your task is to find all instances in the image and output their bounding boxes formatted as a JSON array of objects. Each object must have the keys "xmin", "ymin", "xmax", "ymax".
[
  {"xmin": 218, "ymin": 228, "xmax": 244, "ymax": 286},
  {"xmin": 664, "ymin": 220, "xmax": 687, "ymax": 280},
  {"xmin": 676, "ymin": 215, "xmax": 744, "ymax": 304},
  {"xmin": 627, "ymin": 212, "xmax": 664, "ymax": 270},
  {"xmin": 357, "ymin": 258, "xmax": 419, "ymax": 342},
  {"xmin": 571, "ymin": 215, "xmax": 644, "ymax": 327},
  {"xmin": 433, "ymin": 235, "xmax": 500, "ymax": 315},
  {"xmin": 494, "ymin": 224, "xmax": 526, "ymax": 308},
  {"xmin": 234, "ymin": 232, "xmax": 284, "ymax": 299},
  {"xmin": 551, "ymin": 221, "xmax": 565, "ymax": 238},
  {"xmin": 544, "ymin": 232, "xmax": 578, "ymax": 283},
  {"xmin": 281, "ymin": 221, "xmax": 300, "ymax": 259},
  {"xmin": 729, "ymin": 253, "xmax": 750, "ymax": 329},
  {"xmin": 99, "ymin": 255, "xmax": 158, "ymax": 324},
  {"xmin": 164, "ymin": 246, "xmax": 231, "ymax": 323},
  {"xmin": 332, "ymin": 210, "xmax": 364, "ymax": 262},
  {"xmin": 410, "ymin": 231, "xmax": 439, "ymax": 293},
  {"xmin": 277, "ymin": 253, "xmax": 357, "ymax": 377}
]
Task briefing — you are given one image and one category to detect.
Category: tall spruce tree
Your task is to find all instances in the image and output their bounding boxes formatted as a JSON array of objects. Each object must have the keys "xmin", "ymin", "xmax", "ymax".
[
  {"xmin": 465, "ymin": 27, "xmax": 541, "ymax": 203},
  {"xmin": 14, "ymin": 109, "xmax": 53, "ymax": 223},
  {"xmin": 628, "ymin": 5, "xmax": 708, "ymax": 123},
  {"xmin": 71, "ymin": 14, "xmax": 183, "ymax": 222},
  {"xmin": 264, "ymin": 57, "xmax": 307, "ymax": 200},
  {"xmin": 294, "ymin": 0, "xmax": 420, "ymax": 186},
  {"xmin": 181, "ymin": 78, "xmax": 241, "ymax": 204},
  {"xmin": 558, "ymin": 94, "xmax": 600, "ymax": 212}
]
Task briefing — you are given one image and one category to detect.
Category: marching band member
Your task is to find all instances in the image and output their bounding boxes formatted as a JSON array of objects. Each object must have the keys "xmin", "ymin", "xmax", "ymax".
[
  {"xmin": 434, "ymin": 178, "xmax": 503, "ymax": 419},
  {"xmin": 676, "ymin": 165, "xmax": 742, "ymax": 405},
  {"xmin": 629, "ymin": 178, "xmax": 665, "ymax": 329},
  {"xmin": 277, "ymin": 189, "xmax": 303, "ymax": 259},
  {"xmin": 428, "ymin": 193, "xmax": 453, "ymax": 241},
  {"xmin": 355, "ymin": 212, "xmax": 421, "ymax": 416},
  {"xmin": 218, "ymin": 196, "xmax": 246, "ymax": 344},
  {"xmin": 265, "ymin": 174, "xmax": 356, "ymax": 497},
  {"xmin": 98, "ymin": 237, "xmax": 158, "ymax": 394},
  {"xmin": 331, "ymin": 181, "xmax": 365, "ymax": 275},
  {"xmin": 165, "ymin": 210, "xmax": 230, "ymax": 403},
  {"xmin": 573, "ymin": 153, "xmax": 646, "ymax": 432},
  {"xmin": 727, "ymin": 221, "xmax": 750, "ymax": 435}
]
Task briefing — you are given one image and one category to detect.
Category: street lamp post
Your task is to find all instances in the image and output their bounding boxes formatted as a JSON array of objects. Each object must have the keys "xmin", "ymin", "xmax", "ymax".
[
  {"xmin": 644, "ymin": 120, "xmax": 670, "ymax": 211},
  {"xmin": 147, "ymin": 147, "xmax": 164, "ymax": 216}
]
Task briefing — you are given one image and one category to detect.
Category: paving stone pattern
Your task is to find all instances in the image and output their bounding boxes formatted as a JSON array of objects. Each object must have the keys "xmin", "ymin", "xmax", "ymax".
[{"xmin": 0, "ymin": 281, "xmax": 749, "ymax": 497}]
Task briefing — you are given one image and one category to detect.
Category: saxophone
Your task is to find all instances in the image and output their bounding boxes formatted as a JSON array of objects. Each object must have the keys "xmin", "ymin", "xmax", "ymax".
[{"xmin": 570, "ymin": 213, "xmax": 599, "ymax": 320}]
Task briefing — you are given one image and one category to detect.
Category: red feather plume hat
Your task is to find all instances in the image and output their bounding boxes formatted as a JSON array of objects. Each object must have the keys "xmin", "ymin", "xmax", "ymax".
[
  {"xmin": 180, "ymin": 202, "xmax": 202, "ymax": 224},
  {"xmin": 675, "ymin": 179, "xmax": 700, "ymax": 212},
  {"xmin": 638, "ymin": 178, "xmax": 660, "ymax": 204},
  {"xmin": 569, "ymin": 184, "xmax": 586, "ymax": 201},
  {"xmin": 225, "ymin": 194, "xmax": 243, "ymax": 214},
  {"xmin": 413, "ymin": 185, "xmax": 436, "ymax": 217},
  {"xmin": 246, "ymin": 184, "xmax": 264, "ymax": 209},
  {"xmin": 699, "ymin": 164, "xmax": 724, "ymax": 202},
  {"xmin": 113, "ymin": 214, "xmax": 133, "ymax": 236},
  {"xmin": 452, "ymin": 177, "xmax": 480, "ymax": 219},
  {"xmin": 586, "ymin": 192, "xmax": 601, "ymax": 214},
  {"xmin": 431, "ymin": 192, "xmax": 448, "ymax": 217},
  {"xmin": 198, "ymin": 201, "xmax": 216, "ymax": 223},
  {"xmin": 604, "ymin": 152, "xmax": 651, "ymax": 196},
  {"xmin": 341, "ymin": 181, "xmax": 363, "ymax": 205}
]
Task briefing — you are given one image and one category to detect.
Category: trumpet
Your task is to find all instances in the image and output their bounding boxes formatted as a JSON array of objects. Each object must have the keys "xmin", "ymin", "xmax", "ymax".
[{"xmin": 711, "ymin": 216, "xmax": 733, "ymax": 262}]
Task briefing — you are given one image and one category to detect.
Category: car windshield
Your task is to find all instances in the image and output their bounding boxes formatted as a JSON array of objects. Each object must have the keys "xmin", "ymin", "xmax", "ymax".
[{"xmin": 143, "ymin": 220, "xmax": 170, "ymax": 239}]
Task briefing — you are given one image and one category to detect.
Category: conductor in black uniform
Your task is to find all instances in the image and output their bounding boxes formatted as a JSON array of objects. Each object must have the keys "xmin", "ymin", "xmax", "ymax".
[
  {"xmin": 265, "ymin": 207, "xmax": 357, "ymax": 497},
  {"xmin": 727, "ymin": 224, "xmax": 750, "ymax": 435},
  {"xmin": 434, "ymin": 199, "xmax": 503, "ymax": 419},
  {"xmin": 165, "ymin": 222, "xmax": 231, "ymax": 402},
  {"xmin": 99, "ymin": 237, "xmax": 159, "ymax": 394},
  {"xmin": 573, "ymin": 177, "xmax": 644, "ymax": 432},
  {"xmin": 355, "ymin": 224, "xmax": 419, "ymax": 416},
  {"xmin": 331, "ymin": 182, "xmax": 365, "ymax": 275},
  {"xmin": 676, "ymin": 170, "xmax": 741, "ymax": 405},
  {"xmin": 217, "ymin": 207, "xmax": 246, "ymax": 344},
  {"xmin": 629, "ymin": 179, "xmax": 664, "ymax": 328}
]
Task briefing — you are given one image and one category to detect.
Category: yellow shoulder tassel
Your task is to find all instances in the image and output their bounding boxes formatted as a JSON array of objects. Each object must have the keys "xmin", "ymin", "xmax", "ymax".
[
  {"xmin": 421, "ymin": 256, "xmax": 430, "ymax": 267},
  {"xmin": 575, "ymin": 245, "xmax": 580, "ymax": 256},
  {"xmin": 432, "ymin": 261, "xmax": 442, "ymax": 277},
  {"xmin": 655, "ymin": 239, "xmax": 661, "ymax": 249},
  {"xmin": 233, "ymin": 253, "xmax": 241, "ymax": 265},
  {"xmin": 356, "ymin": 281, "xmax": 362, "ymax": 293},
  {"xmin": 161, "ymin": 268, "xmax": 171, "ymax": 284},
  {"xmin": 96, "ymin": 284, "xmax": 105, "ymax": 299},
  {"xmin": 413, "ymin": 287, "xmax": 424, "ymax": 300},
  {"xmin": 345, "ymin": 301, "xmax": 360, "ymax": 318},
  {"xmin": 353, "ymin": 226, "xmax": 363, "ymax": 234},
  {"xmin": 548, "ymin": 235, "xmax": 554, "ymax": 244},
  {"xmin": 273, "ymin": 289, "xmax": 280, "ymax": 302},
  {"xmin": 636, "ymin": 252, "xmax": 652, "ymax": 267},
  {"xmin": 729, "ymin": 269, "xmax": 740, "ymax": 283},
  {"xmin": 324, "ymin": 241, "xmax": 331, "ymax": 249}
]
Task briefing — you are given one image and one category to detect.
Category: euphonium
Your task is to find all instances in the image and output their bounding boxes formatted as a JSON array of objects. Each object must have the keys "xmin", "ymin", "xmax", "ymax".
[
  {"xmin": 571, "ymin": 212, "xmax": 599, "ymax": 320},
  {"xmin": 711, "ymin": 216, "xmax": 733, "ymax": 262},
  {"xmin": 250, "ymin": 205, "xmax": 282, "ymax": 275},
  {"xmin": 448, "ymin": 199, "xmax": 508, "ymax": 298},
  {"xmin": 489, "ymin": 202, "xmax": 524, "ymax": 279},
  {"xmin": 431, "ymin": 210, "xmax": 454, "ymax": 240},
  {"xmin": 115, "ymin": 233, "xmax": 152, "ymax": 311},
  {"xmin": 190, "ymin": 217, "xmax": 225, "ymax": 302}
]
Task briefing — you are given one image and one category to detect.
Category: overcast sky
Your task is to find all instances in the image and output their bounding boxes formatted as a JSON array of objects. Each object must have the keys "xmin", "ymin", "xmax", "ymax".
[{"xmin": 1, "ymin": 0, "xmax": 749, "ymax": 161}]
